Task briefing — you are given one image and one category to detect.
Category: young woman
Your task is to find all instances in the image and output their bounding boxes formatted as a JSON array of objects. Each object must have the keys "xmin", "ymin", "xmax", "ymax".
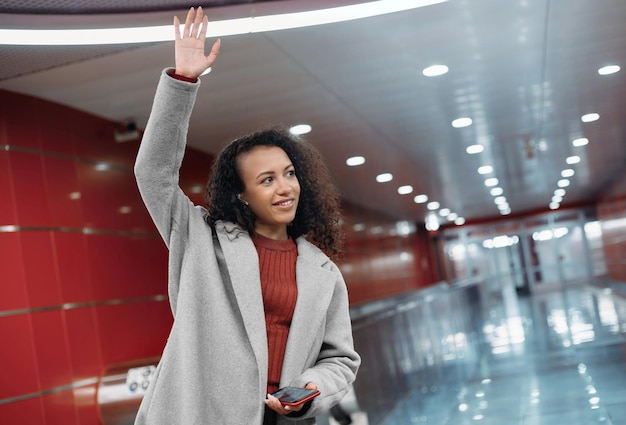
[{"xmin": 133, "ymin": 7, "xmax": 360, "ymax": 425}]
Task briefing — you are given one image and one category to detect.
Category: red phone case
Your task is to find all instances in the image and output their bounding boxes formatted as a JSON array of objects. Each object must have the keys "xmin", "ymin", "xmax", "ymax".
[{"xmin": 271, "ymin": 387, "xmax": 320, "ymax": 406}]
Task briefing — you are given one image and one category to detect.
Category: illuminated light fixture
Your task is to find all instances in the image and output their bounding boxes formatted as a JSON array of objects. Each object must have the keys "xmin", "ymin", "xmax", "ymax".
[
  {"xmin": 447, "ymin": 213, "xmax": 458, "ymax": 221},
  {"xmin": 69, "ymin": 192, "xmax": 81, "ymax": 200},
  {"xmin": 346, "ymin": 156, "xmax": 365, "ymax": 166},
  {"xmin": 552, "ymin": 195, "xmax": 563, "ymax": 203},
  {"xmin": 426, "ymin": 201, "xmax": 440, "ymax": 210},
  {"xmin": 581, "ymin": 113, "xmax": 599, "ymax": 122},
  {"xmin": 572, "ymin": 137, "xmax": 588, "ymax": 147},
  {"xmin": 466, "ymin": 144, "xmax": 484, "ymax": 154},
  {"xmin": 494, "ymin": 196, "xmax": 507, "ymax": 204},
  {"xmin": 353, "ymin": 223, "xmax": 365, "ymax": 231},
  {"xmin": 414, "ymin": 194, "xmax": 428, "ymax": 203},
  {"xmin": 478, "ymin": 165, "xmax": 493, "ymax": 174},
  {"xmin": 566, "ymin": 155, "xmax": 581, "ymax": 164},
  {"xmin": 497, "ymin": 202, "xmax": 509, "ymax": 210},
  {"xmin": 425, "ymin": 213, "xmax": 440, "ymax": 231},
  {"xmin": 289, "ymin": 124, "xmax": 311, "ymax": 135},
  {"xmin": 95, "ymin": 163, "xmax": 110, "ymax": 171},
  {"xmin": 499, "ymin": 208, "xmax": 511, "ymax": 215},
  {"xmin": 376, "ymin": 173, "xmax": 393, "ymax": 183},
  {"xmin": 557, "ymin": 179, "xmax": 570, "ymax": 187},
  {"xmin": 554, "ymin": 188, "xmax": 566, "ymax": 196},
  {"xmin": 422, "ymin": 64, "xmax": 449, "ymax": 77},
  {"xmin": 484, "ymin": 177, "xmax": 499, "ymax": 187},
  {"xmin": 452, "ymin": 117, "xmax": 473, "ymax": 128},
  {"xmin": 439, "ymin": 208, "xmax": 451, "ymax": 216},
  {"xmin": 598, "ymin": 65, "xmax": 620, "ymax": 75},
  {"xmin": 561, "ymin": 169, "xmax": 575, "ymax": 178},
  {"xmin": 0, "ymin": 0, "xmax": 449, "ymax": 46},
  {"xmin": 118, "ymin": 206, "xmax": 132, "ymax": 214},
  {"xmin": 490, "ymin": 187, "xmax": 503, "ymax": 196},
  {"xmin": 454, "ymin": 217, "xmax": 465, "ymax": 225},
  {"xmin": 398, "ymin": 185, "xmax": 413, "ymax": 195},
  {"xmin": 549, "ymin": 202, "xmax": 560, "ymax": 210}
]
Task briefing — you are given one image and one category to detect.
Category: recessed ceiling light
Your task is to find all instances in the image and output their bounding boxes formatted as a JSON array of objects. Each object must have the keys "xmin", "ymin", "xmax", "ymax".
[
  {"xmin": 478, "ymin": 165, "xmax": 493, "ymax": 174},
  {"xmin": 484, "ymin": 178, "xmax": 499, "ymax": 187},
  {"xmin": 490, "ymin": 187, "xmax": 503, "ymax": 196},
  {"xmin": 376, "ymin": 173, "xmax": 393, "ymax": 183},
  {"xmin": 452, "ymin": 117, "xmax": 473, "ymax": 128},
  {"xmin": 427, "ymin": 201, "xmax": 440, "ymax": 210},
  {"xmin": 414, "ymin": 194, "xmax": 429, "ymax": 204},
  {"xmin": 494, "ymin": 196, "xmax": 507, "ymax": 204},
  {"xmin": 572, "ymin": 137, "xmax": 589, "ymax": 147},
  {"xmin": 439, "ymin": 208, "xmax": 451, "ymax": 216},
  {"xmin": 346, "ymin": 156, "xmax": 365, "ymax": 166},
  {"xmin": 581, "ymin": 113, "xmax": 599, "ymax": 122},
  {"xmin": 500, "ymin": 208, "xmax": 511, "ymax": 215},
  {"xmin": 554, "ymin": 188, "xmax": 566, "ymax": 196},
  {"xmin": 549, "ymin": 202, "xmax": 560, "ymax": 210},
  {"xmin": 566, "ymin": 156, "xmax": 581, "ymax": 164},
  {"xmin": 598, "ymin": 65, "xmax": 620, "ymax": 75},
  {"xmin": 552, "ymin": 195, "xmax": 563, "ymax": 203},
  {"xmin": 422, "ymin": 64, "xmax": 449, "ymax": 77},
  {"xmin": 557, "ymin": 179, "xmax": 570, "ymax": 187},
  {"xmin": 454, "ymin": 217, "xmax": 465, "ymax": 225},
  {"xmin": 466, "ymin": 145, "xmax": 484, "ymax": 154},
  {"xmin": 289, "ymin": 124, "xmax": 312, "ymax": 135},
  {"xmin": 561, "ymin": 169, "xmax": 575, "ymax": 178},
  {"xmin": 398, "ymin": 185, "xmax": 413, "ymax": 195}
]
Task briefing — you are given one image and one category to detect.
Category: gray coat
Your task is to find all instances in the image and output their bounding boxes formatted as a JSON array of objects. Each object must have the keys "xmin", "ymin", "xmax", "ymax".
[{"xmin": 133, "ymin": 70, "xmax": 360, "ymax": 425}]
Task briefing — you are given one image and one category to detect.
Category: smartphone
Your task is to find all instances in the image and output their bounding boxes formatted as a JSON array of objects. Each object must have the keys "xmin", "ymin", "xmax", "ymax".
[{"xmin": 271, "ymin": 387, "xmax": 320, "ymax": 406}]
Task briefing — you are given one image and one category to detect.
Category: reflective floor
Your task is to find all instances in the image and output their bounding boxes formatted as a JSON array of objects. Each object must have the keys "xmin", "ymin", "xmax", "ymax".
[{"xmin": 379, "ymin": 283, "xmax": 626, "ymax": 425}]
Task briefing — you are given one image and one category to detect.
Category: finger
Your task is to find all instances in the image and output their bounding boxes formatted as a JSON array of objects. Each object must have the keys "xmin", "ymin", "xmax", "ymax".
[
  {"xmin": 184, "ymin": 7, "xmax": 195, "ymax": 38},
  {"xmin": 207, "ymin": 38, "xmax": 221, "ymax": 64},
  {"xmin": 173, "ymin": 16, "xmax": 180, "ymax": 41},
  {"xmin": 198, "ymin": 15, "xmax": 208, "ymax": 40},
  {"xmin": 191, "ymin": 6, "xmax": 204, "ymax": 38}
]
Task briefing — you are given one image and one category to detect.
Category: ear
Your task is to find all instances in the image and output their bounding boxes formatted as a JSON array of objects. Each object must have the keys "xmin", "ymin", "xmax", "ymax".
[{"xmin": 237, "ymin": 193, "xmax": 249, "ymax": 206}]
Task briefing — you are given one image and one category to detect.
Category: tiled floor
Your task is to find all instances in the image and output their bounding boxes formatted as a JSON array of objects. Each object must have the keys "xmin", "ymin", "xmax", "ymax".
[{"xmin": 378, "ymin": 283, "xmax": 626, "ymax": 425}]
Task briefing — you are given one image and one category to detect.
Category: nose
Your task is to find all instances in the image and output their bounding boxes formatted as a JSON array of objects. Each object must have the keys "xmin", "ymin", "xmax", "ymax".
[{"xmin": 275, "ymin": 176, "xmax": 292, "ymax": 195}]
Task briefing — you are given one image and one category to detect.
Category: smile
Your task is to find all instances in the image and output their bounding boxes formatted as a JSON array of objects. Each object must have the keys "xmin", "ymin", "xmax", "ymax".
[{"xmin": 274, "ymin": 199, "xmax": 294, "ymax": 207}]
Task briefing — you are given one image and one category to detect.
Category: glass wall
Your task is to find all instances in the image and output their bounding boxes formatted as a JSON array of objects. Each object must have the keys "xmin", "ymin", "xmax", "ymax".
[{"xmin": 438, "ymin": 207, "xmax": 607, "ymax": 294}]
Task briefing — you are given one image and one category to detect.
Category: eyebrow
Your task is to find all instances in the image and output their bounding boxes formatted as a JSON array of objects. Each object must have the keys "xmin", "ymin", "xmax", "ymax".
[{"xmin": 255, "ymin": 163, "xmax": 294, "ymax": 180}]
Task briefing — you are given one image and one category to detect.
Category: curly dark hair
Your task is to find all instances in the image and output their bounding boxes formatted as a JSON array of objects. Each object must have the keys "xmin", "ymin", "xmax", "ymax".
[{"xmin": 206, "ymin": 126, "xmax": 344, "ymax": 257}]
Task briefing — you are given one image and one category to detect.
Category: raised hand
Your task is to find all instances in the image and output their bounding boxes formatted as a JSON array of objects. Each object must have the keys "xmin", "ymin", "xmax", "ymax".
[{"xmin": 173, "ymin": 7, "xmax": 221, "ymax": 79}]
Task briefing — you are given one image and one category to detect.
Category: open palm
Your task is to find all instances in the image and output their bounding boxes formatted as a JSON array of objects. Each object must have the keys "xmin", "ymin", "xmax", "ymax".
[{"xmin": 174, "ymin": 7, "xmax": 220, "ymax": 78}]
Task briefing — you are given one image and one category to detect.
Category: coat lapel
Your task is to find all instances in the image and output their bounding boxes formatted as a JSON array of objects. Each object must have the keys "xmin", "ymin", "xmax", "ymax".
[
  {"xmin": 214, "ymin": 221, "xmax": 268, "ymax": 385},
  {"xmin": 280, "ymin": 238, "xmax": 336, "ymax": 383}
]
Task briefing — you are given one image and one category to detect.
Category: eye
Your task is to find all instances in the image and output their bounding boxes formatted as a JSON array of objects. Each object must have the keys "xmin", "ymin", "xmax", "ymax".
[
  {"xmin": 286, "ymin": 169, "xmax": 296, "ymax": 177},
  {"xmin": 262, "ymin": 176, "xmax": 274, "ymax": 184}
]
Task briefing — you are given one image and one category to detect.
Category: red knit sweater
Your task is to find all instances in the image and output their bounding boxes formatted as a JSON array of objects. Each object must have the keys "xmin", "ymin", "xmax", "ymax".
[{"xmin": 252, "ymin": 234, "xmax": 298, "ymax": 395}]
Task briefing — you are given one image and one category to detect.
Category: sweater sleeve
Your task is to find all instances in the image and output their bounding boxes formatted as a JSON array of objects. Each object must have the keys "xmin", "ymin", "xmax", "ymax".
[{"xmin": 134, "ymin": 69, "xmax": 201, "ymax": 247}]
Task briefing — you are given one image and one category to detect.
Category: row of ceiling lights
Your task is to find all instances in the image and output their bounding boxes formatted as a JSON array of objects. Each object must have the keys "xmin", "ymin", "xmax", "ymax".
[{"xmin": 288, "ymin": 62, "xmax": 621, "ymax": 233}]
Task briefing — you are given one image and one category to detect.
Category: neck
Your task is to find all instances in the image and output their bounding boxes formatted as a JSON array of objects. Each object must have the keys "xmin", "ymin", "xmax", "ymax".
[{"xmin": 254, "ymin": 224, "xmax": 288, "ymax": 240}]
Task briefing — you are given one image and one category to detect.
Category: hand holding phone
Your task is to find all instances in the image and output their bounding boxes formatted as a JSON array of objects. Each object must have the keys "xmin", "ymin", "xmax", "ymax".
[{"xmin": 270, "ymin": 386, "xmax": 320, "ymax": 407}]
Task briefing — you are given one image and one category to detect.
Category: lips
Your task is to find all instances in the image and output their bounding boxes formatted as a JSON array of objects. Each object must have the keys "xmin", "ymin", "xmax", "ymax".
[{"xmin": 273, "ymin": 199, "xmax": 294, "ymax": 207}]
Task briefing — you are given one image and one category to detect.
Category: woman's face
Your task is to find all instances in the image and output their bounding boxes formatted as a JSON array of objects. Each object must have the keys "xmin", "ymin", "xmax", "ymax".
[{"xmin": 237, "ymin": 146, "xmax": 301, "ymax": 240}]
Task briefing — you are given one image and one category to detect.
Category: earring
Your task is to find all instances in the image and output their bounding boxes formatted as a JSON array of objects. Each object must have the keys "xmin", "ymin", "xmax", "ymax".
[{"xmin": 237, "ymin": 194, "xmax": 249, "ymax": 206}]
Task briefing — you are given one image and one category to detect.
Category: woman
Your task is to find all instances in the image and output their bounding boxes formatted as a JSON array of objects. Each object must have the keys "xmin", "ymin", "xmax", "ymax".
[{"xmin": 134, "ymin": 7, "xmax": 360, "ymax": 425}]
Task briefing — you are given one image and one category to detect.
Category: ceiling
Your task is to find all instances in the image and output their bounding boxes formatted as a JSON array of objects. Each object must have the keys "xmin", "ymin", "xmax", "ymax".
[{"xmin": 1, "ymin": 0, "xmax": 625, "ymax": 229}]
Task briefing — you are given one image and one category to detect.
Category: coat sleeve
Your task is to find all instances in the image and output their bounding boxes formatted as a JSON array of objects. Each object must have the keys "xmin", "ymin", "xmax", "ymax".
[
  {"xmin": 134, "ymin": 69, "xmax": 206, "ymax": 314},
  {"xmin": 134, "ymin": 69, "xmax": 201, "ymax": 248}
]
